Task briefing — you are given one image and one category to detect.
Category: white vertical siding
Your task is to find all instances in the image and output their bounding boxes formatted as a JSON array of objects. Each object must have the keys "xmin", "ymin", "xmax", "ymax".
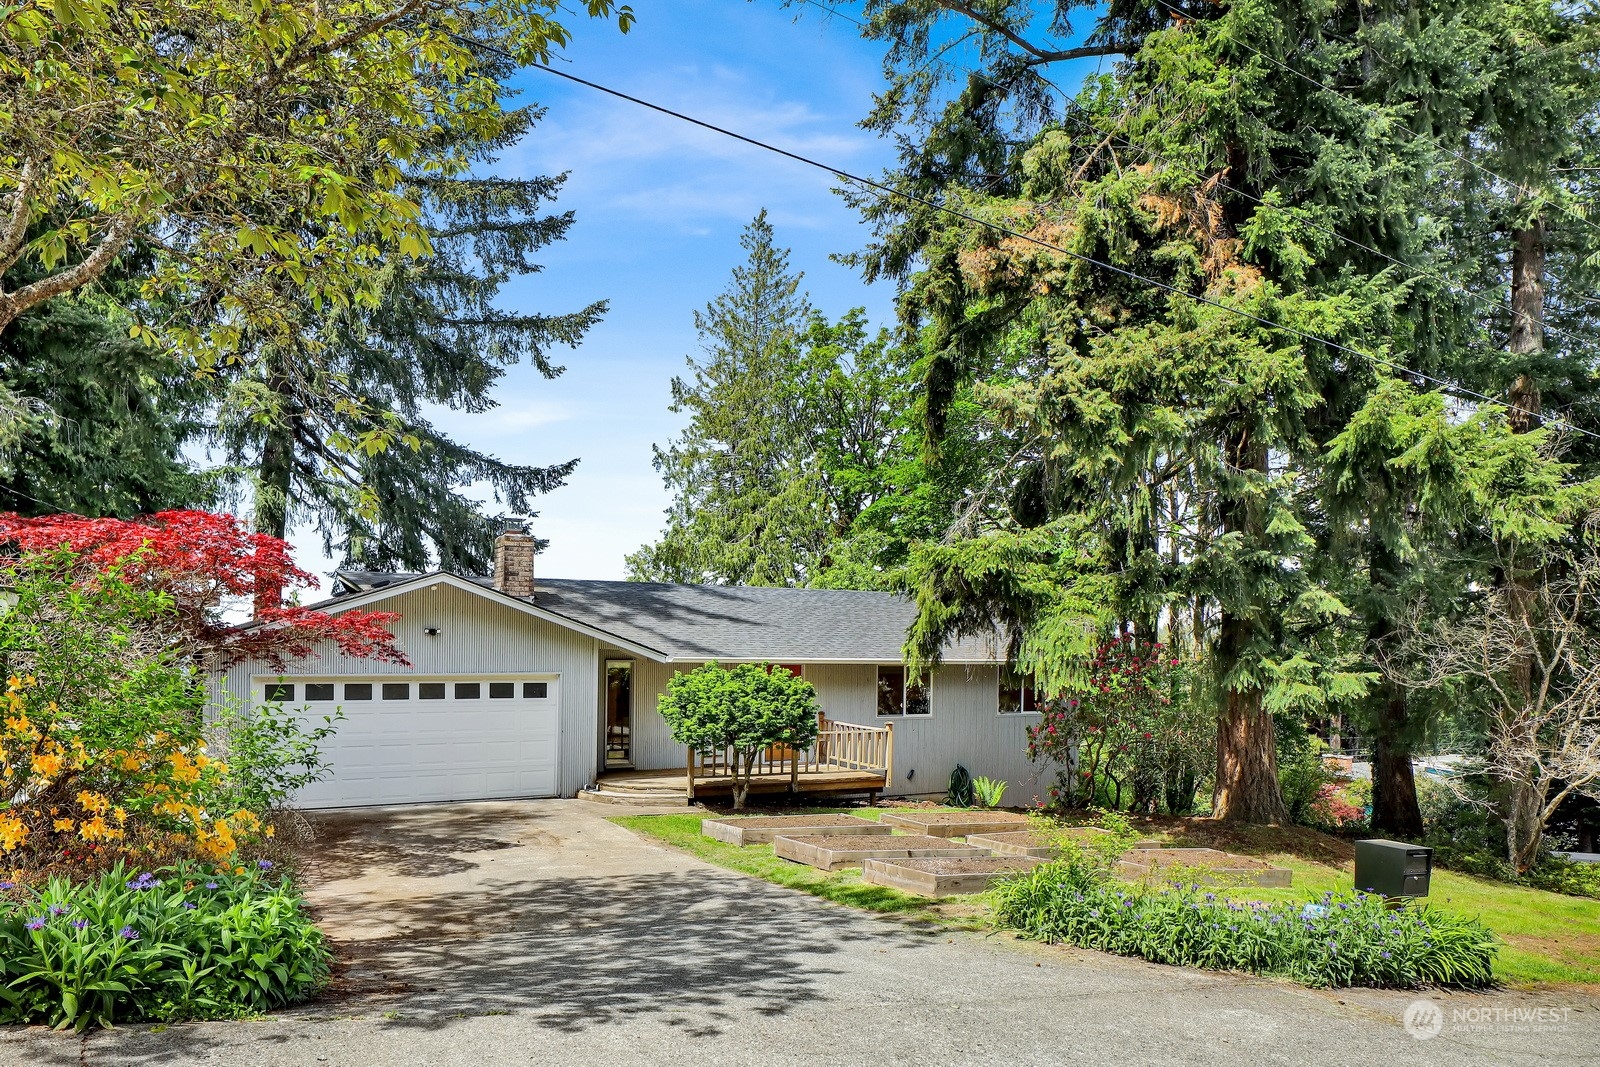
[
  {"xmin": 217, "ymin": 583, "xmax": 601, "ymax": 796},
  {"xmin": 886, "ymin": 664, "xmax": 1050, "ymax": 807},
  {"xmin": 624, "ymin": 659, "xmax": 1051, "ymax": 805}
]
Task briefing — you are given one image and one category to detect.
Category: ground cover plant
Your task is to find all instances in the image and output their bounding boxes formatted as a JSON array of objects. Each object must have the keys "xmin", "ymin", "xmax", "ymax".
[
  {"xmin": 0, "ymin": 861, "xmax": 330, "ymax": 1030},
  {"xmin": 993, "ymin": 860, "xmax": 1497, "ymax": 989},
  {"xmin": 619, "ymin": 808, "xmax": 1600, "ymax": 988}
]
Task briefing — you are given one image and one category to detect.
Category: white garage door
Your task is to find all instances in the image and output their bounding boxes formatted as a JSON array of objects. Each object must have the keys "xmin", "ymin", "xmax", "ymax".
[{"xmin": 258, "ymin": 675, "xmax": 560, "ymax": 808}]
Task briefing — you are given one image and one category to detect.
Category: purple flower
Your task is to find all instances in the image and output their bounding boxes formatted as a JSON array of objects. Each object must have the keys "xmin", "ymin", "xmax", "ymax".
[
  {"xmin": 205, "ymin": 882, "xmax": 218, "ymax": 890},
  {"xmin": 0, "ymin": 881, "xmax": 13, "ymax": 890},
  {"xmin": 48, "ymin": 905, "xmax": 67, "ymax": 915},
  {"xmin": 1381, "ymin": 951, "xmax": 1391, "ymax": 959},
  {"xmin": 256, "ymin": 859, "xmax": 274, "ymax": 871},
  {"xmin": 181, "ymin": 901, "xmax": 197, "ymax": 910},
  {"xmin": 118, "ymin": 926, "xmax": 139, "ymax": 941},
  {"xmin": 71, "ymin": 920, "xmax": 88, "ymax": 930},
  {"xmin": 24, "ymin": 916, "xmax": 46, "ymax": 930},
  {"xmin": 127, "ymin": 872, "xmax": 159, "ymax": 891}
]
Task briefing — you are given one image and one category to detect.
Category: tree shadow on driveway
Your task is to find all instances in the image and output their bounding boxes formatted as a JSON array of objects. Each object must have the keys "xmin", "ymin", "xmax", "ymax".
[{"xmin": 327, "ymin": 865, "xmax": 937, "ymax": 1034}]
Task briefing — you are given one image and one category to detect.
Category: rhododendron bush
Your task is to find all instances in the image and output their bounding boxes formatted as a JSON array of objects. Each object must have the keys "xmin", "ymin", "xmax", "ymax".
[
  {"xmin": 0, "ymin": 556, "xmax": 272, "ymax": 877},
  {"xmin": 0, "ymin": 510, "xmax": 405, "ymax": 670},
  {"xmin": 1027, "ymin": 635, "xmax": 1213, "ymax": 814}
]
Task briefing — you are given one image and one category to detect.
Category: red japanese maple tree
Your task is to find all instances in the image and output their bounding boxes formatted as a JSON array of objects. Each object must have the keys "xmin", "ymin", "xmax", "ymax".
[{"xmin": 0, "ymin": 510, "xmax": 408, "ymax": 670}]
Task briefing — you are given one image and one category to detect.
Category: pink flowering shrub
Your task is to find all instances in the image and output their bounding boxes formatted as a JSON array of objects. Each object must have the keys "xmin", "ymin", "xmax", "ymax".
[{"xmin": 1027, "ymin": 635, "xmax": 1211, "ymax": 813}]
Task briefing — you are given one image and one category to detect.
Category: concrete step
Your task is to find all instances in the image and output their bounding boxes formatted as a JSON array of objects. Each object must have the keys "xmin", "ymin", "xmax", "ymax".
[{"xmin": 578, "ymin": 786, "xmax": 689, "ymax": 806}]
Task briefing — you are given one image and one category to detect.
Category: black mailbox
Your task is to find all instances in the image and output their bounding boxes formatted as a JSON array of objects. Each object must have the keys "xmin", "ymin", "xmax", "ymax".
[{"xmin": 1354, "ymin": 839, "xmax": 1433, "ymax": 898}]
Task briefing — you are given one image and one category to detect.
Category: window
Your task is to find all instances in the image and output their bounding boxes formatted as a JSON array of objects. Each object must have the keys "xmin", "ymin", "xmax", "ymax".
[
  {"xmin": 877, "ymin": 666, "xmax": 931, "ymax": 716},
  {"xmin": 489, "ymin": 681, "xmax": 515, "ymax": 699},
  {"xmin": 264, "ymin": 683, "xmax": 293, "ymax": 702},
  {"xmin": 381, "ymin": 683, "xmax": 410, "ymax": 700},
  {"xmin": 345, "ymin": 683, "xmax": 373, "ymax": 700},
  {"xmin": 305, "ymin": 683, "xmax": 335, "ymax": 701},
  {"xmin": 998, "ymin": 671, "xmax": 1038, "ymax": 715},
  {"xmin": 454, "ymin": 682, "xmax": 481, "ymax": 699},
  {"xmin": 906, "ymin": 673, "xmax": 930, "ymax": 716},
  {"xmin": 523, "ymin": 681, "xmax": 548, "ymax": 698},
  {"xmin": 877, "ymin": 666, "xmax": 903, "ymax": 715},
  {"xmin": 418, "ymin": 682, "xmax": 446, "ymax": 700}
]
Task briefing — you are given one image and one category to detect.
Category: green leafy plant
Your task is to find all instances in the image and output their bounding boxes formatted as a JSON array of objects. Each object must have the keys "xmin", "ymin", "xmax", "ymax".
[
  {"xmin": 657, "ymin": 662, "xmax": 820, "ymax": 809},
  {"xmin": 971, "ymin": 776, "xmax": 1007, "ymax": 809},
  {"xmin": 0, "ymin": 861, "xmax": 330, "ymax": 1030},
  {"xmin": 211, "ymin": 700, "xmax": 345, "ymax": 815},
  {"xmin": 993, "ymin": 865, "xmax": 1497, "ymax": 989},
  {"xmin": 946, "ymin": 764, "xmax": 974, "ymax": 808}
]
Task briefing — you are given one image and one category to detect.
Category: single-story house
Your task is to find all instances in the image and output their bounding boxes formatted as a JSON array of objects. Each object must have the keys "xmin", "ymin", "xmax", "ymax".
[{"xmin": 217, "ymin": 534, "xmax": 1052, "ymax": 809}]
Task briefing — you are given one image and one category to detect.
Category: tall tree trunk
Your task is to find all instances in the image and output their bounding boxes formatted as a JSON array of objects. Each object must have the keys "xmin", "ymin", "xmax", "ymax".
[
  {"xmin": 1368, "ymin": 540, "xmax": 1424, "ymax": 839},
  {"xmin": 1370, "ymin": 682, "xmax": 1425, "ymax": 838},
  {"xmin": 1212, "ymin": 430, "xmax": 1289, "ymax": 824},
  {"xmin": 252, "ymin": 355, "xmax": 296, "ymax": 615},
  {"xmin": 1500, "ymin": 218, "xmax": 1545, "ymax": 865}
]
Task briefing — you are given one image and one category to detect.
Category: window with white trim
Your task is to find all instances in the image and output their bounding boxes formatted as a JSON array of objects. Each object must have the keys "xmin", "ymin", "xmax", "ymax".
[
  {"xmin": 998, "ymin": 671, "xmax": 1038, "ymax": 714},
  {"xmin": 877, "ymin": 665, "xmax": 930, "ymax": 716}
]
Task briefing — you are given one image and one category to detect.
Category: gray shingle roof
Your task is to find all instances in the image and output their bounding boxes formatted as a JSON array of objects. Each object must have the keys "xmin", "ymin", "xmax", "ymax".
[{"xmin": 331, "ymin": 570, "xmax": 1002, "ymax": 664}]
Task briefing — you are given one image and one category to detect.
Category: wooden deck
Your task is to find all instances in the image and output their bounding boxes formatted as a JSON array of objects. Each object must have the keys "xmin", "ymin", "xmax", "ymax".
[{"xmin": 598, "ymin": 767, "xmax": 889, "ymax": 800}]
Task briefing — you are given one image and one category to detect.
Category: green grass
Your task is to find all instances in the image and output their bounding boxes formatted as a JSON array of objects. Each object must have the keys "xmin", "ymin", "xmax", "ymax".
[
  {"xmin": 615, "ymin": 808, "xmax": 1600, "ymax": 990},
  {"xmin": 610, "ymin": 810, "xmax": 985, "ymax": 923}
]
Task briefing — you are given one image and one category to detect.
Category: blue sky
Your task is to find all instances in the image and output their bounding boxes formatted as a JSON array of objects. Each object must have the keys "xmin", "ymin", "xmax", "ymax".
[{"xmin": 291, "ymin": 0, "xmax": 905, "ymax": 587}]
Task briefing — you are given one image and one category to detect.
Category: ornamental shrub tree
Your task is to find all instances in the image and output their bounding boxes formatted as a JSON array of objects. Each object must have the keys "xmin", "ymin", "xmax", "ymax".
[
  {"xmin": 0, "ymin": 554, "xmax": 273, "ymax": 875},
  {"xmin": 0, "ymin": 510, "xmax": 406, "ymax": 669},
  {"xmin": 657, "ymin": 662, "xmax": 820, "ymax": 810},
  {"xmin": 1027, "ymin": 636, "xmax": 1211, "ymax": 814}
]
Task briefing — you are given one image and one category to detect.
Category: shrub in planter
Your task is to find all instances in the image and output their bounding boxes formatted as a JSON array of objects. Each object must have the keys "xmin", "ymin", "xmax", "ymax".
[
  {"xmin": 993, "ymin": 859, "xmax": 1497, "ymax": 988},
  {"xmin": 0, "ymin": 861, "xmax": 330, "ymax": 1030}
]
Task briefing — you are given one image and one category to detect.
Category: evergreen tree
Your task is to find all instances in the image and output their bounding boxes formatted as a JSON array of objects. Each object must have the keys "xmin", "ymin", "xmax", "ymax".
[
  {"xmin": 0, "ymin": 256, "xmax": 206, "ymax": 516},
  {"xmin": 629, "ymin": 212, "xmax": 919, "ymax": 587},
  {"xmin": 840, "ymin": 0, "xmax": 1552, "ymax": 823},
  {"xmin": 214, "ymin": 47, "xmax": 603, "ymax": 574}
]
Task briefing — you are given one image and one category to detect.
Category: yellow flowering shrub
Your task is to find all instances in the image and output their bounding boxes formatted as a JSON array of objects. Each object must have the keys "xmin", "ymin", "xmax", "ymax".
[{"xmin": 0, "ymin": 559, "xmax": 275, "ymax": 879}]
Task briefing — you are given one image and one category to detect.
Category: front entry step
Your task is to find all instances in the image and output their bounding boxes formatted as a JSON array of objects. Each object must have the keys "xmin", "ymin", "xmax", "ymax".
[{"xmin": 578, "ymin": 783, "xmax": 689, "ymax": 806}]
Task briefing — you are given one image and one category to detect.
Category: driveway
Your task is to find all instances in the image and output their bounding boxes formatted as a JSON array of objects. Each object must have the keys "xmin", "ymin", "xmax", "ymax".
[{"xmin": 3, "ymin": 799, "xmax": 1597, "ymax": 1066}]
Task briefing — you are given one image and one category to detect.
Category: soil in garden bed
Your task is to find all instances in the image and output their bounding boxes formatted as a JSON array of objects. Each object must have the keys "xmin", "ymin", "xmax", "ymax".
[
  {"xmin": 883, "ymin": 856, "xmax": 1041, "ymax": 875},
  {"xmin": 1122, "ymin": 847, "xmax": 1279, "ymax": 872},
  {"xmin": 886, "ymin": 810, "xmax": 1033, "ymax": 826},
  {"xmin": 709, "ymin": 814, "xmax": 876, "ymax": 828},
  {"xmin": 778, "ymin": 833, "xmax": 966, "ymax": 850}
]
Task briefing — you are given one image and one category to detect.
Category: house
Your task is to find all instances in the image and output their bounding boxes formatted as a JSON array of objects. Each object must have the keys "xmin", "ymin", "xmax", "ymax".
[{"xmin": 217, "ymin": 534, "xmax": 1051, "ymax": 809}]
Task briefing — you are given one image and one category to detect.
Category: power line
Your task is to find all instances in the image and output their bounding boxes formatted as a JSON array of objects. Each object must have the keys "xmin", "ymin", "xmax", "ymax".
[{"xmin": 450, "ymin": 34, "xmax": 1598, "ymax": 439}]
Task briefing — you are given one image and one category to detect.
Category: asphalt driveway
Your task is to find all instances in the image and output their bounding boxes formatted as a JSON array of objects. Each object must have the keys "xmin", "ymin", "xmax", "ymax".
[{"xmin": 3, "ymin": 799, "xmax": 1597, "ymax": 1066}]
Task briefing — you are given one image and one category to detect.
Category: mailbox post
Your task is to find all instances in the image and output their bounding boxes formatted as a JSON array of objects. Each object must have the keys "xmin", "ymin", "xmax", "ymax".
[{"xmin": 1354, "ymin": 839, "xmax": 1433, "ymax": 898}]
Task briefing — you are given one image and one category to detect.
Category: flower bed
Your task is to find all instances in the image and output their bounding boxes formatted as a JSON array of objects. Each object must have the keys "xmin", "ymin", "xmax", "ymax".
[
  {"xmin": 993, "ymin": 861, "xmax": 1497, "ymax": 988},
  {"xmin": 0, "ymin": 861, "xmax": 330, "ymax": 1030}
]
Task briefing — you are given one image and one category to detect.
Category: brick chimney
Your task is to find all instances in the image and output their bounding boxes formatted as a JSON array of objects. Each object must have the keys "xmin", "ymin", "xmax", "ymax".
[{"xmin": 493, "ymin": 532, "xmax": 537, "ymax": 598}]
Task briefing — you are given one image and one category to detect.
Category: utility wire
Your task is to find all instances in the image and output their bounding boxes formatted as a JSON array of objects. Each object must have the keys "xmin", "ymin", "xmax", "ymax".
[{"xmin": 454, "ymin": 34, "xmax": 1600, "ymax": 440}]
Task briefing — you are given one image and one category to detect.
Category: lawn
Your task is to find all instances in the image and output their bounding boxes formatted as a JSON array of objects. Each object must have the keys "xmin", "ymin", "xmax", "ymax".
[
  {"xmin": 610, "ymin": 810, "xmax": 984, "ymax": 924},
  {"xmin": 614, "ymin": 808, "xmax": 1600, "ymax": 990}
]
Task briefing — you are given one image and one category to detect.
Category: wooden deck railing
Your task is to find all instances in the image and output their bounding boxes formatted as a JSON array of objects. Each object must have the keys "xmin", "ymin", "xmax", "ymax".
[{"xmin": 686, "ymin": 714, "xmax": 894, "ymax": 796}]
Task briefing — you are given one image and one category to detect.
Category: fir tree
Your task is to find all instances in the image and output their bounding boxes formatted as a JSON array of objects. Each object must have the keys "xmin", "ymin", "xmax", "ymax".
[
  {"xmin": 213, "ymin": 45, "xmax": 603, "ymax": 574},
  {"xmin": 629, "ymin": 212, "xmax": 919, "ymax": 587}
]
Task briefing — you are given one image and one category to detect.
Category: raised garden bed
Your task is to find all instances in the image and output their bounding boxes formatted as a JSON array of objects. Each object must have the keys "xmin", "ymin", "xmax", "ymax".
[
  {"xmin": 1116, "ymin": 847, "xmax": 1293, "ymax": 888},
  {"xmin": 861, "ymin": 855, "xmax": 1044, "ymax": 897},
  {"xmin": 772, "ymin": 833, "xmax": 985, "ymax": 871},
  {"xmin": 702, "ymin": 813, "xmax": 891, "ymax": 847},
  {"xmin": 879, "ymin": 810, "xmax": 1033, "ymax": 838},
  {"xmin": 964, "ymin": 827, "xmax": 1162, "ymax": 857}
]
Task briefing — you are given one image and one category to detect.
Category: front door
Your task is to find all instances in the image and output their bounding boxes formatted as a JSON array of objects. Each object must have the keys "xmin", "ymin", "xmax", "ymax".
[{"xmin": 605, "ymin": 660, "xmax": 633, "ymax": 768}]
